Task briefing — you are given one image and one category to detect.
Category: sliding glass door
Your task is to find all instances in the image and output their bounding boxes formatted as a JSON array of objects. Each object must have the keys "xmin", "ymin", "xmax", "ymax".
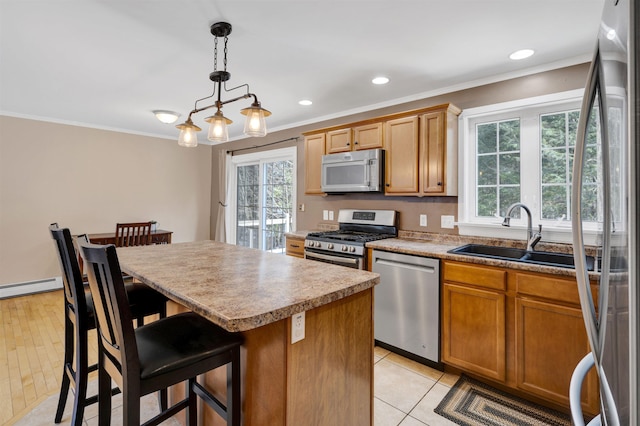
[{"xmin": 229, "ymin": 147, "xmax": 296, "ymax": 253}]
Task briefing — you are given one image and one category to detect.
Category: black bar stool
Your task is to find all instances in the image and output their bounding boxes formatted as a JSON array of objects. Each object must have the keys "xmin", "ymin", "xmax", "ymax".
[
  {"xmin": 79, "ymin": 239, "xmax": 243, "ymax": 426},
  {"xmin": 49, "ymin": 224, "xmax": 168, "ymax": 426}
]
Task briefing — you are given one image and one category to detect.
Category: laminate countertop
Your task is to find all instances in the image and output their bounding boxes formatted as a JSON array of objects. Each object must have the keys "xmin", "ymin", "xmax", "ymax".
[{"xmin": 116, "ymin": 240, "xmax": 379, "ymax": 332}]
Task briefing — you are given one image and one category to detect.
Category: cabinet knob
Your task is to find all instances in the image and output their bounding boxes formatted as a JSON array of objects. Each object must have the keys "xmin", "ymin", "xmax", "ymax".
[
  {"xmin": 346, "ymin": 142, "xmax": 350, "ymax": 146},
  {"xmin": 354, "ymin": 141, "xmax": 358, "ymax": 145},
  {"xmin": 386, "ymin": 183, "xmax": 390, "ymax": 187},
  {"xmin": 438, "ymin": 182, "xmax": 442, "ymax": 186}
]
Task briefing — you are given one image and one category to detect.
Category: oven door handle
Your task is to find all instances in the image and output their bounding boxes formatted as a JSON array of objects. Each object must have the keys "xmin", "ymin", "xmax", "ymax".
[{"xmin": 305, "ymin": 251, "xmax": 359, "ymax": 266}]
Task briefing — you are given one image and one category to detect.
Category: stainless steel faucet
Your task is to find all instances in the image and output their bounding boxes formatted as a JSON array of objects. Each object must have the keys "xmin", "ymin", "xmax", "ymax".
[{"xmin": 502, "ymin": 203, "xmax": 542, "ymax": 251}]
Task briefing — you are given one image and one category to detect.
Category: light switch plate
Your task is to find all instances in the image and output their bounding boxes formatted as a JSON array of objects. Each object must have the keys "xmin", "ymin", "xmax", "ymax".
[
  {"xmin": 323, "ymin": 210, "xmax": 329, "ymax": 220},
  {"xmin": 419, "ymin": 214, "xmax": 427, "ymax": 227},
  {"xmin": 441, "ymin": 215, "xmax": 455, "ymax": 229}
]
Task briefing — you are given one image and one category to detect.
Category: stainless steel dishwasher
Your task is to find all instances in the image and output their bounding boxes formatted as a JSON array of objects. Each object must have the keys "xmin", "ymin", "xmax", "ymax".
[{"xmin": 372, "ymin": 249, "xmax": 440, "ymax": 365}]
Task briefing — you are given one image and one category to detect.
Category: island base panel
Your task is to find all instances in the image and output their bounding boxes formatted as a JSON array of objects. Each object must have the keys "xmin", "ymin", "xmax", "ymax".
[{"xmin": 167, "ymin": 288, "xmax": 374, "ymax": 426}]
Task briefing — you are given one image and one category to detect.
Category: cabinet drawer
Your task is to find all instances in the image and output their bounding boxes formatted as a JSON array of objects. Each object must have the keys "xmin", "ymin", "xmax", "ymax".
[
  {"xmin": 443, "ymin": 261, "xmax": 507, "ymax": 291},
  {"xmin": 516, "ymin": 273, "xmax": 580, "ymax": 305},
  {"xmin": 286, "ymin": 238, "xmax": 305, "ymax": 258}
]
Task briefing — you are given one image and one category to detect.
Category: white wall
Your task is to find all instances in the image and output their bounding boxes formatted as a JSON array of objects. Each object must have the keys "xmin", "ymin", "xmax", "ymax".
[{"xmin": 0, "ymin": 116, "xmax": 212, "ymax": 285}]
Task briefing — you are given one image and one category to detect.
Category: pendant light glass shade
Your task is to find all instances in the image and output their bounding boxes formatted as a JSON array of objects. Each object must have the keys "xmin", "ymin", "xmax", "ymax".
[
  {"xmin": 176, "ymin": 119, "xmax": 201, "ymax": 147},
  {"xmin": 240, "ymin": 102, "xmax": 272, "ymax": 137},
  {"xmin": 205, "ymin": 110, "xmax": 233, "ymax": 143}
]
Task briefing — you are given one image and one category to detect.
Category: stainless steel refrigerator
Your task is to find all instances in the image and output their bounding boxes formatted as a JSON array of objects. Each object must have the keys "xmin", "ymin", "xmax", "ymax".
[{"xmin": 571, "ymin": 0, "xmax": 638, "ymax": 424}]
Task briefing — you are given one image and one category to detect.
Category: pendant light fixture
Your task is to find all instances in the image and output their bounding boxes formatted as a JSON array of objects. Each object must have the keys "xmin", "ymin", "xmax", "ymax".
[{"xmin": 176, "ymin": 22, "xmax": 271, "ymax": 147}]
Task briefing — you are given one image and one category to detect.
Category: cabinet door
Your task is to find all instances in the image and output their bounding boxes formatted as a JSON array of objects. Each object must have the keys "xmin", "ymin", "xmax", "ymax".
[
  {"xmin": 420, "ymin": 111, "xmax": 445, "ymax": 194},
  {"xmin": 384, "ymin": 116, "xmax": 419, "ymax": 194},
  {"xmin": 353, "ymin": 123, "xmax": 383, "ymax": 150},
  {"xmin": 515, "ymin": 297, "xmax": 599, "ymax": 413},
  {"xmin": 442, "ymin": 283, "xmax": 506, "ymax": 381},
  {"xmin": 325, "ymin": 128, "xmax": 352, "ymax": 153},
  {"xmin": 304, "ymin": 134, "xmax": 325, "ymax": 194}
]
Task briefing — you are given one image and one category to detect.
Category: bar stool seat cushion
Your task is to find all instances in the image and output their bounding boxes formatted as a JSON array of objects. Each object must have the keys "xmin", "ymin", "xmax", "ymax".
[
  {"xmin": 125, "ymin": 282, "xmax": 168, "ymax": 318},
  {"xmin": 136, "ymin": 312, "xmax": 244, "ymax": 380}
]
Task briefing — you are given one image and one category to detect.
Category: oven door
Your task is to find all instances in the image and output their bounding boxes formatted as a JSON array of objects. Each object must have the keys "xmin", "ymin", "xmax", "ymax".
[{"xmin": 304, "ymin": 248, "xmax": 364, "ymax": 270}]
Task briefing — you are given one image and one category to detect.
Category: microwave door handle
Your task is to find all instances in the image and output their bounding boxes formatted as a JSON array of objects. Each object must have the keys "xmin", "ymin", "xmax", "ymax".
[{"xmin": 364, "ymin": 160, "xmax": 371, "ymax": 187}]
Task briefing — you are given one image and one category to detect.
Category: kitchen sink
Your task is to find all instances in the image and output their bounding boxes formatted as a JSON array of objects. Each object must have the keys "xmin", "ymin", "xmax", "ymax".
[
  {"xmin": 448, "ymin": 244, "xmax": 527, "ymax": 260},
  {"xmin": 449, "ymin": 244, "xmax": 596, "ymax": 271}
]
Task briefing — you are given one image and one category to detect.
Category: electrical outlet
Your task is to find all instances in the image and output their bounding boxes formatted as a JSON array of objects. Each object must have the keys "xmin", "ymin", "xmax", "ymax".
[
  {"xmin": 298, "ymin": 203, "xmax": 305, "ymax": 212},
  {"xmin": 291, "ymin": 312, "xmax": 305, "ymax": 344},
  {"xmin": 419, "ymin": 214, "xmax": 427, "ymax": 227},
  {"xmin": 441, "ymin": 215, "xmax": 455, "ymax": 229},
  {"xmin": 323, "ymin": 210, "xmax": 329, "ymax": 220},
  {"xmin": 329, "ymin": 210, "xmax": 334, "ymax": 221}
]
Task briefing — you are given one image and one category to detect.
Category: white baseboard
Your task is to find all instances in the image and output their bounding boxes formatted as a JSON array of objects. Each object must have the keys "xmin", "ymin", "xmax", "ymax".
[{"xmin": 0, "ymin": 277, "xmax": 63, "ymax": 299}]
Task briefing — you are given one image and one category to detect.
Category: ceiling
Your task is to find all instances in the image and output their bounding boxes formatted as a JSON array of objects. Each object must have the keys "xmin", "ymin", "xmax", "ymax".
[{"xmin": 0, "ymin": 1, "xmax": 605, "ymax": 144}]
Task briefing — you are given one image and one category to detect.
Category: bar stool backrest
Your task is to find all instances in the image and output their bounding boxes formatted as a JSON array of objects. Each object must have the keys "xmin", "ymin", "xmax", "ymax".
[
  {"xmin": 79, "ymin": 240, "xmax": 139, "ymax": 388},
  {"xmin": 49, "ymin": 223, "xmax": 89, "ymax": 323}
]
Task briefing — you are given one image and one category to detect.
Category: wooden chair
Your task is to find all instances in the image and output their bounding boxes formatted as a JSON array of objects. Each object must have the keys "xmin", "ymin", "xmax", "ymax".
[
  {"xmin": 78, "ymin": 239, "xmax": 243, "ymax": 426},
  {"xmin": 115, "ymin": 221, "xmax": 153, "ymax": 247},
  {"xmin": 49, "ymin": 224, "xmax": 168, "ymax": 426}
]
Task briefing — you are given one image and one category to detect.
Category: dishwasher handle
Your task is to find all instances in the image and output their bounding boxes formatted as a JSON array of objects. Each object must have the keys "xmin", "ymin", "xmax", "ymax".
[{"xmin": 374, "ymin": 258, "xmax": 437, "ymax": 273}]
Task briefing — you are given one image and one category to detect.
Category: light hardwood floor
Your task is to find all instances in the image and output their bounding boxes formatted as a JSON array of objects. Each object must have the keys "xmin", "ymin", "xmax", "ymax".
[
  {"xmin": 0, "ymin": 289, "xmax": 99, "ymax": 425},
  {"xmin": 2, "ymin": 290, "xmax": 460, "ymax": 426}
]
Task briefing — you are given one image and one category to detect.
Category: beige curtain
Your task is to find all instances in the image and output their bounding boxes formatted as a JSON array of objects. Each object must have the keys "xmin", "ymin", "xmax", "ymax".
[{"xmin": 214, "ymin": 150, "xmax": 232, "ymax": 242}]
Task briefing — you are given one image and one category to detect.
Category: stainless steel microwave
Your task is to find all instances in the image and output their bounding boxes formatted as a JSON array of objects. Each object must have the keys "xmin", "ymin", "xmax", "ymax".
[{"xmin": 321, "ymin": 149, "xmax": 384, "ymax": 193}]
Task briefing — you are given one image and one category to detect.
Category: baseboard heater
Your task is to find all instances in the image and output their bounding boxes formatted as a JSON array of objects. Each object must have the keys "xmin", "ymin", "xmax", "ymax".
[{"xmin": 0, "ymin": 277, "xmax": 63, "ymax": 299}]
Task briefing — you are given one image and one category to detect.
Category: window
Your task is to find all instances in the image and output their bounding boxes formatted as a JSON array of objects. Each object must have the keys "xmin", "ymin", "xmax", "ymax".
[
  {"xmin": 459, "ymin": 90, "xmax": 607, "ymax": 243},
  {"xmin": 227, "ymin": 147, "xmax": 296, "ymax": 253}
]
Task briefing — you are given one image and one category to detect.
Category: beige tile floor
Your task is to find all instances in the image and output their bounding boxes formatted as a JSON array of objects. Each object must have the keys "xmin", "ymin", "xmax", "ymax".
[
  {"xmin": 374, "ymin": 346, "xmax": 460, "ymax": 426},
  {"xmin": 13, "ymin": 346, "xmax": 458, "ymax": 426}
]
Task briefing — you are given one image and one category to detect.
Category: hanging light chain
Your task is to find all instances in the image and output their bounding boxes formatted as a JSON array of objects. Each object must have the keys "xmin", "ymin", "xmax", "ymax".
[
  {"xmin": 213, "ymin": 35, "xmax": 218, "ymax": 72},
  {"xmin": 223, "ymin": 34, "xmax": 229, "ymax": 72}
]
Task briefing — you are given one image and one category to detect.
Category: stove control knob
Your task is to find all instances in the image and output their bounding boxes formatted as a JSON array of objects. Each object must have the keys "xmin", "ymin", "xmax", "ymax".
[
  {"xmin": 316, "ymin": 242, "xmax": 322, "ymax": 248},
  {"xmin": 310, "ymin": 241, "xmax": 317, "ymax": 247},
  {"xmin": 341, "ymin": 245, "xmax": 348, "ymax": 252},
  {"xmin": 349, "ymin": 246, "xmax": 356, "ymax": 253},
  {"xmin": 327, "ymin": 243, "xmax": 334, "ymax": 250}
]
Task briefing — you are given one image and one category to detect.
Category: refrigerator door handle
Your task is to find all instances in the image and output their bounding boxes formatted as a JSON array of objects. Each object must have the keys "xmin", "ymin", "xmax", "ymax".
[{"xmin": 572, "ymin": 43, "xmax": 612, "ymax": 366}]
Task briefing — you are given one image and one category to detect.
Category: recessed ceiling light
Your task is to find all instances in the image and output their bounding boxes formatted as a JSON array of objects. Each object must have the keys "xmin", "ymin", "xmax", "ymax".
[
  {"xmin": 509, "ymin": 49, "xmax": 535, "ymax": 60},
  {"xmin": 298, "ymin": 99, "xmax": 313, "ymax": 106},
  {"xmin": 372, "ymin": 76, "xmax": 389, "ymax": 85},
  {"xmin": 153, "ymin": 110, "xmax": 181, "ymax": 124}
]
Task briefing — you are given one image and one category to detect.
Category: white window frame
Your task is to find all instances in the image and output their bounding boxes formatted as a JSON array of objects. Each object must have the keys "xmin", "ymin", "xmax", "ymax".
[
  {"xmin": 226, "ymin": 146, "xmax": 297, "ymax": 248},
  {"xmin": 457, "ymin": 89, "xmax": 602, "ymax": 245}
]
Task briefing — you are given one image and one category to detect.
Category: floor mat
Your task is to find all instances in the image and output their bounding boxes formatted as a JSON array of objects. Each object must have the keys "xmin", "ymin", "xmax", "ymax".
[{"xmin": 434, "ymin": 374, "xmax": 578, "ymax": 426}]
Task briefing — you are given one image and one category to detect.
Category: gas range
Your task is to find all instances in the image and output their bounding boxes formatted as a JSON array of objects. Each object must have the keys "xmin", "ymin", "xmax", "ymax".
[{"xmin": 304, "ymin": 209, "xmax": 398, "ymax": 268}]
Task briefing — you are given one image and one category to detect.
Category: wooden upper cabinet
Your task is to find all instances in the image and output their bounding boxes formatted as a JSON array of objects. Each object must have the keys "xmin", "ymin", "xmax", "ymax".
[
  {"xmin": 419, "ymin": 106, "xmax": 459, "ymax": 196},
  {"xmin": 384, "ymin": 116, "xmax": 420, "ymax": 194},
  {"xmin": 326, "ymin": 124, "xmax": 383, "ymax": 153},
  {"xmin": 304, "ymin": 133, "xmax": 325, "ymax": 194},
  {"xmin": 385, "ymin": 104, "xmax": 460, "ymax": 196},
  {"xmin": 353, "ymin": 123, "xmax": 383, "ymax": 150},
  {"xmin": 325, "ymin": 128, "xmax": 352, "ymax": 154},
  {"xmin": 302, "ymin": 103, "xmax": 459, "ymax": 197}
]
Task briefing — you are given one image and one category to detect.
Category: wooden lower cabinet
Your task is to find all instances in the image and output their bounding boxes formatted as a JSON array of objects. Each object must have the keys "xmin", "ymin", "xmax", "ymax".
[
  {"xmin": 285, "ymin": 236, "xmax": 304, "ymax": 258},
  {"xmin": 442, "ymin": 283, "xmax": 506, "ymax": 381},
  {"xmin": 442, "ymin": 260, "xmax": 599, "ymax": 415}
]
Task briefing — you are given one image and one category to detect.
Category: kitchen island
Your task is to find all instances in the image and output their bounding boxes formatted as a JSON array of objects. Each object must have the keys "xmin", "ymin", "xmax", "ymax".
[{"xmin": 116, "ymin": 240, "xmax": 379, "ymax": 426}]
